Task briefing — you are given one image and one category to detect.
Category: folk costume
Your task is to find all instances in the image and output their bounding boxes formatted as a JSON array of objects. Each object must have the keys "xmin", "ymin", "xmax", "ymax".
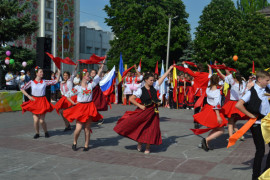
[
  {"xmin": 185, "ymin": 80, "xmax": 194, "ymax": 108},
  {"xmin": 114, "ymin": 83, "xmax": 162, "ymax": 145},
  {"xmin": 178, "ymin": 79, "xmax": 185, "ymax": 108}
]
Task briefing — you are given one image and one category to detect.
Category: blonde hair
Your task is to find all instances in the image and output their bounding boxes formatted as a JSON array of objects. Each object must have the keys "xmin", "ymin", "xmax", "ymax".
[{"xmin": 256, "ymin": 71, "xmax": 270, "ymax": 81}]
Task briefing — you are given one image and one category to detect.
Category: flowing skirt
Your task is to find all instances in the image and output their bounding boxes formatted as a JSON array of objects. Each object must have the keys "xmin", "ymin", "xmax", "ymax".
[
  {"xmin": 21, "ymin": 96, "xmax": 54, "ymax": 115},
  {"xmin": 222, "ymin": 100, "xmax": 248, "ymax": 120},
  {"xmin": 114, "ymin": 105, "xmax": 162, "ymax": 145},
  {"xmin": 54, "ymin": 95, "xmax": 77, "ymax": 114},
  {"xmin": 63, "ymin": 102, "xmax": 103, "ymax": 123},
  {"xmin": 92, "ymin": 85, "xmax": 108, "ymax": 111}
]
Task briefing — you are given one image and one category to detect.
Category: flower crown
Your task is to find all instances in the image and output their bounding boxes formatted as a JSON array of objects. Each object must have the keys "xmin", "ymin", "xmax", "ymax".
[
  {"xmin": 82, "ymin": 69, "xmax": 88, "ymax": 75},
  {"xmin": 35, "ymin": 66, "xmax": 40, "ymax": 72}
]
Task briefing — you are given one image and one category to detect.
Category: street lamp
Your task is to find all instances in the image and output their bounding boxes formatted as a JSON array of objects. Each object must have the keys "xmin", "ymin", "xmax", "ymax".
[{"xmin": 166, "ymin": 15, "xmax": 178, "ymax": 71}]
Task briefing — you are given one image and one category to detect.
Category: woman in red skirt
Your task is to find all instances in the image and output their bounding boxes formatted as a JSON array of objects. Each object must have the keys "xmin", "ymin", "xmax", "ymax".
[
  {"xmin": 114, "ymin": 66, "xmax": 174, "ymax": 154},
  {"xmin": 216, "ymin": 67, "xmax": 247, "ymax": 139},
  {"xmin": 184, "ymin": 75, "xmax": 194, "ymax": 109},
  {"xmin": 54, "ymin": 64, "xmax": 78, "ymax": 131},
  {"xmin": 191, "ymin": 73, "xmax": 228, "ymax": 151},
  {"xmin": 21, "ymin": 66, "xmax": 61, "ymax": 139},
  {"xmin": 63, "ymin": 62, "xmax": 104, "ymax": 151}
]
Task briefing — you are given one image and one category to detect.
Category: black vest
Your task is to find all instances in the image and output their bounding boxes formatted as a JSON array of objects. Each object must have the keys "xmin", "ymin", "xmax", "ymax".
[
  {"xmin": 244, "ymin": 86, "xmax": 270, "ymax": 119},
  {"xmin": 140, "ymin": 86, "xmax": 160, "ymax": 106}
]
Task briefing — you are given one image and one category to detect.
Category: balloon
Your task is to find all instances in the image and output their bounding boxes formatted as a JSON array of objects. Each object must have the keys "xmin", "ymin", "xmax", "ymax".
[
  {"xmin": 22, "ymin": 61, "xmax": 27, "ymax": 67},
  {"xmin": 233, "ymin": 55, "xmax": 238, "ymax": 61},
  {"xmin": 5, "ymin": 59, "xmax": 9, "ymax": 65},
  {"xmin": 5, "ymin": 57, "xmax": 10, "ymax": 61},
  {"xmin": 6, "ymin": 51, "xmax": 11, "ymax": 56},
  {"xmin": 9, "ymin": 59, "xmax": 14, "ymax": 64}
]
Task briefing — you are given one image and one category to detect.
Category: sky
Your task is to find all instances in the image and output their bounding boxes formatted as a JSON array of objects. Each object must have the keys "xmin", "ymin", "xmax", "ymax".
[{"xmin": 80, "ymin": 0, "xmax": 239, "ymax": 38}]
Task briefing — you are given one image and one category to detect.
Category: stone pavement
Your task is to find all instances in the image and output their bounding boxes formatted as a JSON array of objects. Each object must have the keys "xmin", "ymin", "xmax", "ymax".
[{"xmin": 0, "ymin": 104, "xmax": 267, "ymax": 180}]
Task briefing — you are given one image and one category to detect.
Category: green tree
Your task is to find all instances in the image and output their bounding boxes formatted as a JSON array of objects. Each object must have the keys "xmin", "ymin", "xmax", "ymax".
[
  {"xmin": 237, "ymin": 0, "xmax": 270, "ymax": 14},
  {"xmin": 0, "ymin": 0, "xmax": 38, "ymax": 45},
  {"xmin": 194, "ymin": 0, "xmax": 242, "ymax": 68},
  {"xmin": 179, "ymin": 37, "xmax": 195, "ymax": 64},
  {"xmin": 104, "ymin": 0, "xmax": 190, "ymax": 71}
]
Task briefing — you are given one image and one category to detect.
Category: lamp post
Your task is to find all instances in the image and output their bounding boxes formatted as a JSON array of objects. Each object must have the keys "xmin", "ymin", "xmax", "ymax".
[{"xmin": 166, "ymin": 16, "xmax": 178, "ymax": 71}]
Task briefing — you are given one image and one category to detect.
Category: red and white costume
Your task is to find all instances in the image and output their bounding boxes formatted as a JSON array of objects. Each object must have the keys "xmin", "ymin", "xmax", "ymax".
[
  {"xmin": 21, "ymin": 80, "xmax": 57, "ymax": 114},
  {"xmin": 63, "ymin": 76, "xmax": 103, "ymax": 123},
  {"xmin": 222, "ymin": 74, "xmax": 247, "ymax": 119},
  {"xmin": 133, "ymin": 75, "xmax": 143, "ymax": 89},
  {"xmin": 191, "ymin": 87, "xmax": 228, "ymax": 135},
  {"xmin": 124, "ymin": 76, "xmax": 133, "ymax": 95},
  {"xmin": 54, "ymin": 74, "xmax": 77, "ymax": 114}
]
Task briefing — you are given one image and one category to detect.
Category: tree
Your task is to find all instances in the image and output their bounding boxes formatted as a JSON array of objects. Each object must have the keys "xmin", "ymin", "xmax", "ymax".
[
  {"xmin": 194, "ymin": 0, "xmax": 270, "ymax": 77},
  {"xmin": 237, "ymin": 0, "xmax": 270, "ymax": 14},
  {"xmin": 179, "ymin": 37, "xmax": 195, "ymax": 64},
  {"xmin": 0, "ymin": 0, "xmax": 38, "ymax": 45},
  {"xmin": 104, "ymin": 0, "xmax": 190, "ymax": 71},
  {"xmin": 194, "ymin": 0, "xmax": 242, "ymax": 68}
]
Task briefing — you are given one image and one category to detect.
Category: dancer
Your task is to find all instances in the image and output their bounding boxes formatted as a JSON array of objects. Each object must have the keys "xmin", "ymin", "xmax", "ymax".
[
  {"xmin": 178, "ymin": 74, "xmax": 185, "ymax": 109},
  {"xmin": 123, "ymin": 72, "xmax": 133, "ymax": 105},
  {"xmin": 63, "ymin": 62, "xmax": 105, "ymax": 151},
  {"xmin": 21, "ymin": 66, "xmax": 61, "ymax": 138},
  {"xmin": 235, "ymin": 71, "xmax": 270, "ymax": 180},
  {"xmin": 191, "ymin": 72, "xmax": 228, "ymax": 151},
  {"xmin": 114, "ymin": 65, "xmax": 173, "ymax": 154},
  {"xmin": 185, "ymin": 75, "xmax": 194, "ymax": 109},
  {"xmin": 54, "ymin": 63, "xmax": 78, "ymax": 131},
  {"xmin": 216, "ymin": 67, "xmax": 247, "ymax": 139},
  {"xmin": 182, "ymin": 62, "xmax": 210, "ymax": 129}
]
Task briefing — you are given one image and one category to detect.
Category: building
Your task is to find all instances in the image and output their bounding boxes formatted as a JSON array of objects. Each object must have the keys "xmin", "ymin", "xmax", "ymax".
[
  {"xmin": 14, "ymin": 0, "xmax": 80, "ymax": 73},
  {"xmin": 258, "ymin": 6, "xmax": 270, "ymax": 17},
  {"xmin": 79, "ymin": 26, "xmax": 114, "ymax": 71}
]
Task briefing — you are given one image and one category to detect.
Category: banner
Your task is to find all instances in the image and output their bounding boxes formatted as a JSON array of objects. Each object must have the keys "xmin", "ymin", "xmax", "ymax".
[{"xmin": 0, "ymin": 91, "xmax": 23, "ymax": 112}]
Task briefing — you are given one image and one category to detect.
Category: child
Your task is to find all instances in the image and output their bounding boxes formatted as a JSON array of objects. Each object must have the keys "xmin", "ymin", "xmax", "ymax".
[
  {"xmin": 21, "ymin": 66, "xmax": 61, "ymax": 138},
  {"xmin": 235, "ymin": 71, "xmax": 270, "ymax": 180}
]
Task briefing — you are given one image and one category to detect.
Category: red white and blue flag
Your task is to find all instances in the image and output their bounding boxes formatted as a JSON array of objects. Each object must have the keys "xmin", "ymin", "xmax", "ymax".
[{"xmin": 100, "ymin": 66, "xmax": 116, "ymax": 96}]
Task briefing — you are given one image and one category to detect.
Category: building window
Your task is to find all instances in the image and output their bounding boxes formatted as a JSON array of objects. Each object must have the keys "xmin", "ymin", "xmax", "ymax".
[
  {"xmin": 102, "ymin": 49, "xmax": 107, "ymax": 56},
  {"xmin": 86, "ymin": 46, "xmax": 92, "ymax": 54},
  {"xmin": 45, "ymin": 12, "xmax": 52, "ymax": 19},
  {"xmin": 46, "ymin": 0, "xmax": 53, "ymax": 8},
  {"xmin": 45, "ymin": 23, "xmax": 52, "ymax": 31},
  {"xmin": 95, "ymin": 48, "xmax": 99, "ymax": 55}
]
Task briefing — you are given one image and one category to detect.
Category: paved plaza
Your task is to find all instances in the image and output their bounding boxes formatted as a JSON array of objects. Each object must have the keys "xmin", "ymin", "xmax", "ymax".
[{"xmin": 0, "ymin": 104, "xmax": 266, "ymax": 180}]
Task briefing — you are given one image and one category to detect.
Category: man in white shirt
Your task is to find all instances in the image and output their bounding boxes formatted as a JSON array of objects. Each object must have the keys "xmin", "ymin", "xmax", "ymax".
[{"xmin": 5, "ymin": 71, "xmax": 15, "ymax": 90}]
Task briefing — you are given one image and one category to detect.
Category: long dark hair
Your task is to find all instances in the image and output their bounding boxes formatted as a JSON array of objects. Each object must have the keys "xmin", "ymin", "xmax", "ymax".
[
  {"xmin": 232, "ymin": 72, "xmax": 242, "ymax": 90},
  {"xmin": 143, "ymin": 72, "xmax": 154, "ymax": 81}
]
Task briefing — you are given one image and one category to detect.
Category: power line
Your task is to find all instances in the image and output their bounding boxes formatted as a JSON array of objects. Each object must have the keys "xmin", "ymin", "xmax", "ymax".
[{"xmin": 77, "ymin": 10, "xmax": 107, "ymax": 19}]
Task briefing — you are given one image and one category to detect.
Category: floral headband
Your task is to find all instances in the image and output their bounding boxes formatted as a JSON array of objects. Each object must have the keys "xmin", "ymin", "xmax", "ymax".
[
  {"xmin": 82, "ymin": 69, "xmax": 88, "ymax": 75},
  {"xmin": 35, "ymin": 66, "xmax": 40, "ymax": 72}
]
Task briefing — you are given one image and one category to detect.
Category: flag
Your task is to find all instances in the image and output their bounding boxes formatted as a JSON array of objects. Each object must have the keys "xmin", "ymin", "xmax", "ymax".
[
  {"xmin": 155, "ymin": 61, "xmax": 159, "ymax": 75},
  {"xmin": 118, "ymin": 53, "xmax": 124, "ymax": 83},
  {"xmin": 173, "ymin": 65, "xmax": 178, "ymax": 102},
  {"xmin": 184, "ymin": 61, "xmax": 197, "ymax": 67},
  {"xmin": 159, "ymin": 60, "xmax": 166, "ymax": 103},
  {"xmin": 100, "ymin": 66, "xmax": 116, "ymax": 96},
  {"xmin": 138, "ymin": 59, "xmax": 142, "ymax": 72},
  {"xmin": 61, "ymin": 57, "xmax": 76, "ymax": 65},
  {"xmin": 46, "ymin": 52, "xmax": 62, "ymax": 69},
  {"xmin": 252, "ymin": 61, "xmax": 255, "ymax": 74},
  {"xmin": 78, "ymin": 54, "xmax": 105, "ymax": 64},
  {"xmin": 122, "ymin": 65, "xmax": 135, "ymax": 79}
]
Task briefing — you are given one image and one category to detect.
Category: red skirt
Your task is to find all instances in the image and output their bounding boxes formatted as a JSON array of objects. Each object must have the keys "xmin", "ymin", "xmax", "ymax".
[
  {"xmin": 92, "ymin": 85, "xmax": 108, "ymax": 111},
  {"xmin": 63, "ymin": 102, "xmax": 103, "ymax": 123},
  {"xmin": 222, "ymin": 100, "xmax": 248, "ymax": 119},
  {"xmin": 193, "ymin": 104, "xmax": 227, "ymax": 128},
  {"xmin": 114, "ymin": 105, "xmax": 162, "ymax": 145},
  {"xmin": 54, "ymin": 95, "xmax": 77, "ymax": 114},
  {"xmin": 21, "ymin": 96, "xmax": 54, "ymax": 115}
]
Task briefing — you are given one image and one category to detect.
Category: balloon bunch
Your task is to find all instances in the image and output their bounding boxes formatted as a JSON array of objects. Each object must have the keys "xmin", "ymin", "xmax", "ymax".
[{"xmin": 3, "ymin": 50, "xmax": 27, "ymax": 67}]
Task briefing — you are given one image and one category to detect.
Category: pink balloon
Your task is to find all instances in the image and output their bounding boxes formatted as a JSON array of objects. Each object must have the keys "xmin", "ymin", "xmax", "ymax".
[
  {"xmin": 5, "ymin": 59, "xmax": 9, "ymax": 65},
  {"xmin": 6, "ymin": 51, "xmax": 11, "ymax": 56},
  {"xmin": 22, "ymin": 61, "xmax": 27, "ymax": 67}
]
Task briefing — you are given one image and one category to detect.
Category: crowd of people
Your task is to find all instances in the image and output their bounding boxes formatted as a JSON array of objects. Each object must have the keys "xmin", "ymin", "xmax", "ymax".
[{"xmin": 4, "ymin": 59, "xmax": 268, "ymax": 180}]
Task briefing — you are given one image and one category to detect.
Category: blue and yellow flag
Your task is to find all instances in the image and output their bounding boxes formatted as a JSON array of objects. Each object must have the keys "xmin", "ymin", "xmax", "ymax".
[{"xmin": 118, "ymin": 52, "xmax": 124, "ymax": 82}]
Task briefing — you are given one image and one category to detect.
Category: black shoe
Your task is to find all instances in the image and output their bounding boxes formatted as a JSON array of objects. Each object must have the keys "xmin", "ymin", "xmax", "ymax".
[
  {"xmin": 33, "ymin": 134, "xmax": 40, "ymax": 139},
  {"xmin": 72, "ymin": 144, "xmax": 77, "ymax": 151},
  {"xmin": 45, "ymin": 132, "xmax": 50, "ymax": 138},
  {"xmin": 83, "ymin": 147, "xmax": 89, "ymax": 151},
  {"xmin": 201, "ymin": 138, "xmax": 209, "ymax": 152},
  {"xmin": 64, "ymin": 125, "xmax": 71, "ymax": 132}
]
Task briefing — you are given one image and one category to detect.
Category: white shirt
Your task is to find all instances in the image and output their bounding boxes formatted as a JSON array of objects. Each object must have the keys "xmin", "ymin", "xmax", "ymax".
[
  {"xmin": 133, "ymin": 82, "xmax": 160, "ymax": 98},
  {"xmin": 21, "ymin": 80, "xmax": 57, "ymax": 96},
  {"xmin": 60, "ymin": 74, "xmax": 75, "ymax": 96},
  {"xmin": 225, "ymin": 74, "xmax": 246, "ymax": 100},
  {"xmin": 66, "ymin": 75, "xmax": 100, "ymax": 102},
  {"xmin": 206, "ymin": 88, "xmax": 222, "ymax": 109},
  {"xmin": 241, "ymin": 83, "xmax": 270, "ymax": 124},
  {"xmin": 18, "ymin": 75, "xmax": 25, "ymax": 88},
  {"xmin": 73, "ymin": 77, "xmax": 80, "ymax": 85},
  {"xmin": 133, "ymin": 75, "xmax": 143, "ymax": 88},
  {"xmin": 5, "ymin": 73, "xmax": 14, "ymax": 85}
]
